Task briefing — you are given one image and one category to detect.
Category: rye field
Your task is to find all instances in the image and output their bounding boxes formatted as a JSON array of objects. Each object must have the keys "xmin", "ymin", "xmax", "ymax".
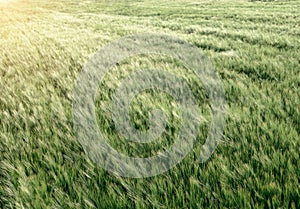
[{"xmin": 0, "ymin": 0, "xmax": 299, "ymax": 208}]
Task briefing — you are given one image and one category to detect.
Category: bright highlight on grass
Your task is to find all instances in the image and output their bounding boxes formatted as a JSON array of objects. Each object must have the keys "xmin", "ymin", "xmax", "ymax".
[
  {"xmin": 0, "ymin": 0, "xmax": 13, "ymax": 6},
  {"xmin": 0, "ymin": 0, "xmax": 9, "ymax": 3}
]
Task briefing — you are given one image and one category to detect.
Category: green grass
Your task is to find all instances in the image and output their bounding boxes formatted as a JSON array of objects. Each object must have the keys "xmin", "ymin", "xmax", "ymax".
[{"xmin": 1, "ymin": 0, "xmax": 299, "ymax": 208}]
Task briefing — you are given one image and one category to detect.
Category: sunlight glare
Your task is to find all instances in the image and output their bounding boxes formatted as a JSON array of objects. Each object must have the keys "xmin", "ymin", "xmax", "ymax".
[{"xmin": 0, "ymin": 0, "xmax": 10, "ymax": 4}]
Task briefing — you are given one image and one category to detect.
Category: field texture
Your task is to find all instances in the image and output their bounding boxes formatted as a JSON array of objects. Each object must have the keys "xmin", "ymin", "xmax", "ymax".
[{"xmin": 0, "ymin": 0, "xmax": 299, "ymax": 208}]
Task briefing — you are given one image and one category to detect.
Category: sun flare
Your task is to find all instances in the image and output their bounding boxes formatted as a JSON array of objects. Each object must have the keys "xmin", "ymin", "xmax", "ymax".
[{"xmin": 0, "ymin": 0, "xmax": 11, "ymax": 3}]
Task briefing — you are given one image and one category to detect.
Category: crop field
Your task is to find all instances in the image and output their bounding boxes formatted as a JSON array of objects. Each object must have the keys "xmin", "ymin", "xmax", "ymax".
[{"xmin": 0, "ymin": 0, "xmax": 299, "ymax": 208}]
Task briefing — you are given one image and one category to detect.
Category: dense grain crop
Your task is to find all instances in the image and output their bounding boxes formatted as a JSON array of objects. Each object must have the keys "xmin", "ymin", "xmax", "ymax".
[{"xmin": 1, "ymin": 0, "xmax": 299, "ymax": 208}]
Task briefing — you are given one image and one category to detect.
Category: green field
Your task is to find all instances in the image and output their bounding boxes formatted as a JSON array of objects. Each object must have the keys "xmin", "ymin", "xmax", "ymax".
[{"xmin": 1, "ymin": 0, "xmax": 299, "ymax": 208}]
